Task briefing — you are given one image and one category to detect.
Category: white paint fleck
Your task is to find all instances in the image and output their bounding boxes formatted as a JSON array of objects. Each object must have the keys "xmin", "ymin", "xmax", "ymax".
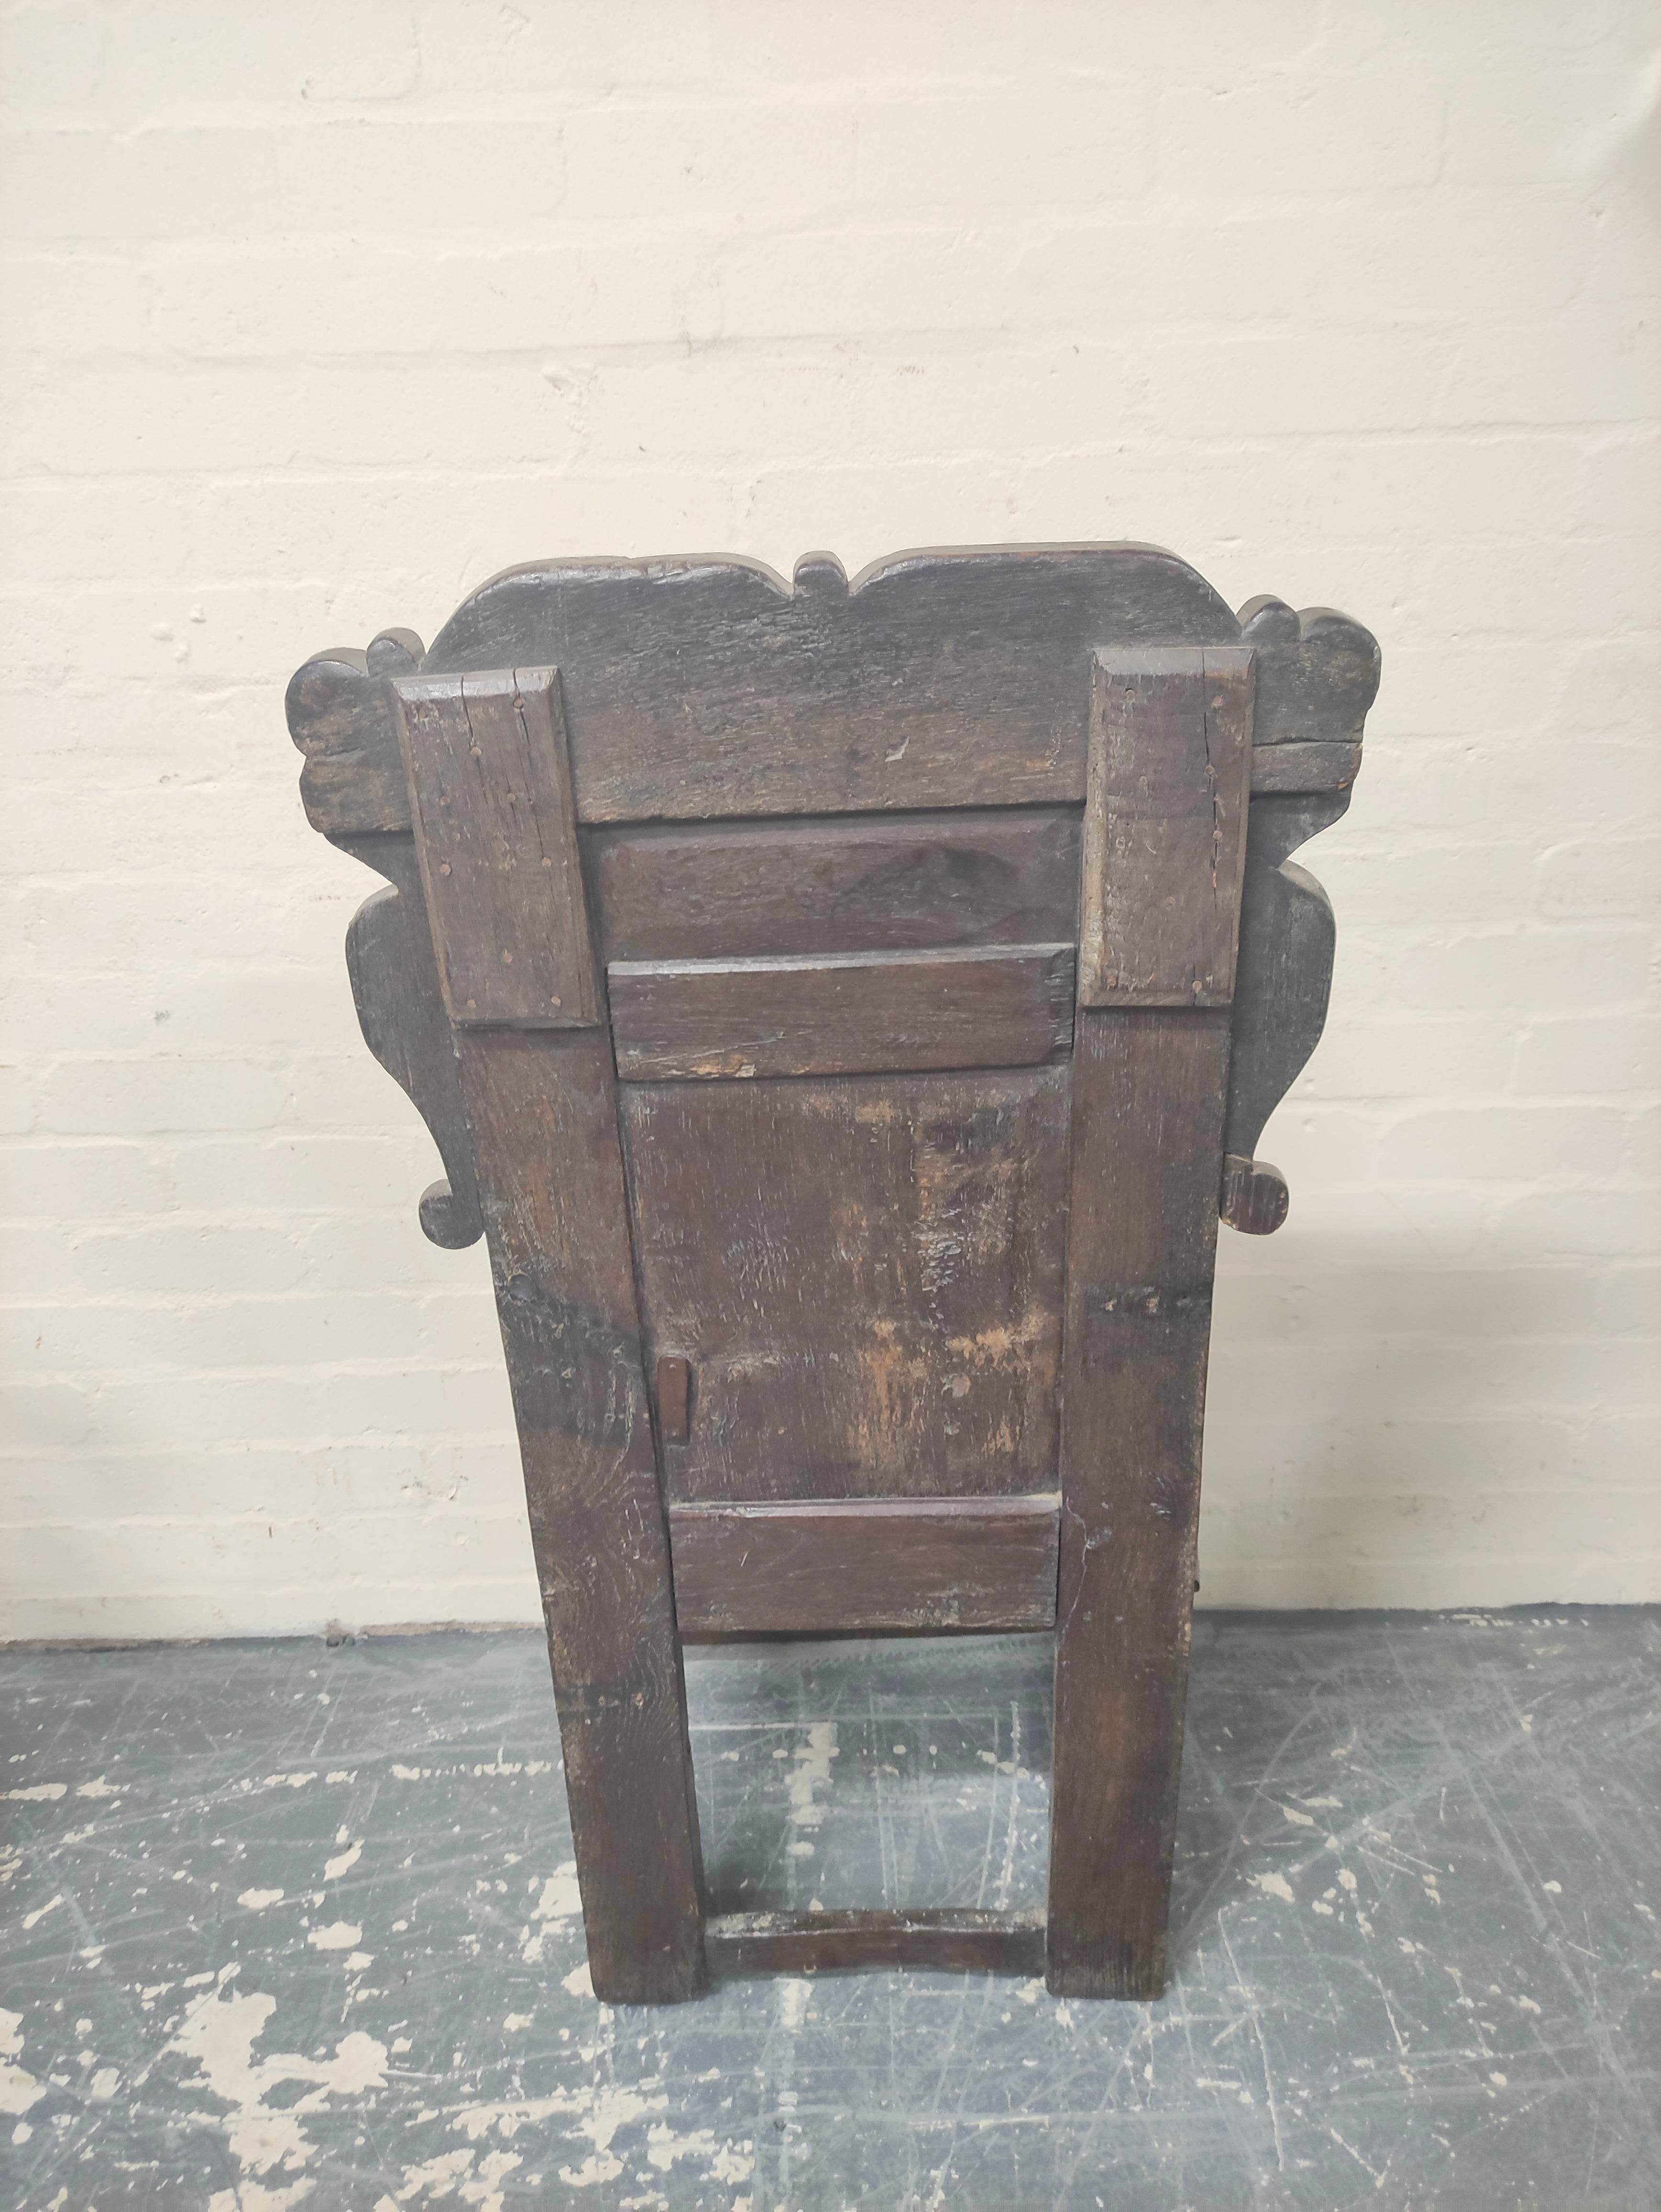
[
  {"xmin": 22, "ymin": 1894, "xmax": 62, "ymax": 1931},
  {"xmin": 1337, "ymin": 1869, "xmax": 1358, "ymax": 1893},
  {"xmin": 787, "ymin": 1722, "xmax": 838, "ymax": 1829},
  {"xmin": 397, "ymin": 2146, "xmax": 475, "ymax": 2199},
  {"xmin": 645, "ymin": 2121, "xmax": 755, "ymax": 2181},
  {"xmin": 1250, "ymin": 1873, "xmax": 1296, "ymax": 1904},
  {"xmin": 307, "ymin": 1922, "xmax": 362, "ymax": 1951},
  {"xmin": 1543, "ymin": 1880, "xmax": 1562, "ymax": 1894},
  {"xmin": 324, "ymin": 1840, "xmax": 363, "ymax": 1883},
  {"xmin": 561, "ymin": 1962, "xmax": 593, "ymax": 2000},
  {"xmin": 777, "ymin": 1980, "xmax": 811, "ymax": 2030},
  {"xmin": 3, "ymin": 1784, "xmax": 66, "ymax": 1802},
  {"xmin": 502, "ymin": 2013, "xmax": 533, "ymax": 2033},
  {"xmin": 520, "ymin": 1861, "xmax": 582, "ymax": 1965},
  {"xmin": 1312, "ymin": 1900, "xmax": 1336, "ymax": 1916},
  {"xmin": 168, "ymin": 1973, "xmax": 386, "ymax": 2188},
  {"xmin": 74, "ymin": 1776, "xmax": 122, "ymax": 1799},
  {"xmin": 0, "ymin": 2009, "xmax": 45, "ymax": 2117},
  {"xmin": 1516, "ymin": 1994, "xmax": 1542, "ymax": 2014},
  {"xmin": 1279, "ymin": 1804, "xmax": 1316, "ymax": 1828},
  {"xmin": 239, "ymin": 1890, "xmax": 285, "ymax": 1912},
  {"xmin": 1490, "ymin": 2070, "xmax": 1508, "ymax": 2087},
  {"xmin": 88, "ymin": 2067, "xmax": 120, "ymax": 2101}
]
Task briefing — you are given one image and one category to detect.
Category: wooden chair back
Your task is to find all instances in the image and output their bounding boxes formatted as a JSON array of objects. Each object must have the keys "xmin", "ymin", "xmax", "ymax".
[{"xmin": 288, "ymin": 544, "xmax": 1377, "ymax": 2002}]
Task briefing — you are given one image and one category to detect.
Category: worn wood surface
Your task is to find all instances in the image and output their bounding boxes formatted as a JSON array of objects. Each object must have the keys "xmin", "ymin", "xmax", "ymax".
[
  {"xmin": 421, "ymin": 546, "xmax": 1237, "ymax": 821},
  {"xmin": 287, "ymin": 630, "xmax": 421, "ymax": 835},
  {"xmin": 1219, "ymin": 1153, "xmax": 1291, "ymax": 1237},
  {"xmin": 620, "ymin": 1068, "xmax": 1069, "ymax": 1502},
  {"xmin": 1047, "ymin": 1007, "xmax": 1230, "ymax": 1999},
  {"xmin": 655, "ymin": 1354, "xmax": 691, "ymax": 1446},
  {"xmin": 334, "ymin": 830, "xmax": 483, "ymax": 1249},
  {"xmin": 1249, "ymin": 740, "xmax": 1361, "ymax": 794},
  {"xmin": 705, "ymin": 1908, "xmax": 1046, "ymax": 1979},
  {"xmin": 588, "ymin": 807, "xmax": 1081, "ymax": 961},
  {"xmin": 669, "ymin": 1494, "xmax": 1061, "ymax": 1636},
  {"xmin": 1078, "ymin": 649, "xmax": 1254, "ymax": 1008},
  {"xmin": 1223, "ymin": 793, "xmax": 1348, "ymax": 1179},
  {"xmin": 394, "ymin": 668, "xmax": 600, "ymax": 1029},
  {"xmin": 287, "ymin": 554, "xmax": 1376, "ymax": 2004},
  {"xmin": 609, "ymin": 944, "xmax": 1075, "ymax": 1083},
  {"xmin": 291, "ymin": 562, "xmax": 1376, "ymax": 835},
  {"xmin": 1238, "ymin": 597, "xmax": 1381, "ymax": 745},
  {"xmin": 456, "ymin": 1028, "xmax": 706, "ymax": 2003}
]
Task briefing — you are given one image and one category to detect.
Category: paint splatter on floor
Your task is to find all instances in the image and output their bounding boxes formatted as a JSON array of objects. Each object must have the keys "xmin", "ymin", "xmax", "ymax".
[{"xmin": 1, "ymin": 1612, "xmax": 1657, "ymax": 2208}]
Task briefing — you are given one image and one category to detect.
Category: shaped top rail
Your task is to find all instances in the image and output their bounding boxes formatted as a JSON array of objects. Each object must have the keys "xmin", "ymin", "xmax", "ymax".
[{"xmin": 287, "ymin": 544, "xmax": 1378, "ymax": 834}]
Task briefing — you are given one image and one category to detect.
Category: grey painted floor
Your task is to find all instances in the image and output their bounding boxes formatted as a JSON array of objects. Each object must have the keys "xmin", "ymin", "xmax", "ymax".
[{"xmin": 1, "ymin": 1612, "xmax": 1657, "ymax": 2211}]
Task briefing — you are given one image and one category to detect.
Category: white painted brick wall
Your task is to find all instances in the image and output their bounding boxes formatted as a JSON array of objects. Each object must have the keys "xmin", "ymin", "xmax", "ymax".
[{"xmin": 2, "ymin": 0, "xmax": 1657, "ymax": 1638}]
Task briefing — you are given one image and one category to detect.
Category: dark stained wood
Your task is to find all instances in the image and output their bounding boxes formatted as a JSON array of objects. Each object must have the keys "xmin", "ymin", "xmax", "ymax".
[
  {"xmin": 336, "ymin": 831, "xmax": 483, "ymax": 1250},
  {"xmin": 655, "ymin": 1354, "xmax": 691, "ymax": 1445},
  {"xmin": 609, "ymin": 944, "xmax": 1075, "ymax": 1083},
  {"xmin": 456, "ymin": 1028, "xmax": 706, "ymax": 2003},
  {"xmin": 288, "ymin": 552, "xmax": 1376, "ymax": 2008},
  {"xmin": 620, "ymin": 1068, "xmax": 1069, "ymax": 1502},
  {"xmin": 292, "ymin": 558, "xmax": 1379, "ymax": 838},
  {"xmin": 287, "ymin": 643, "xmax": 415, "ymax": 836},
  {"xmin": 1047, "ymin": 1008, "xmax": 1231, "ymax": 1999},
  {"xmin": 705, "ymin": 1908, "xmax": 1046, "ymax": 1979},
  {"xmin": 669, "ymin": 1493, "xmax": 1061, "ymax": 1636},
  {"xmin": 587, "ymin": 807, "xmax": 1081, "ymax": 962},
  {"xmin": 422, "ymin": 546, "xmax": 1238, "ymax": 822},
  {"xmin": 394, "ymin": 668, "xmax": 600, "ymax": 1029},
  {"xmin": 1078, "ymin": 649, "xmax": 1254, "ymax": 1008},
  {"xmin": 1219, "ymin": 1153, "xmax": 1290, "ymax": 1236},
  {"xmin": 1249, "ymin": 740, "xmax": 1361, "ymax": 794},
  {"xmin": 1238, "ymin": 596, "xmax": 1381, "ymax": 745},
  {"xmin": 1223, "ymin": 793, "xmax": 1350, "ymax": 1201}
]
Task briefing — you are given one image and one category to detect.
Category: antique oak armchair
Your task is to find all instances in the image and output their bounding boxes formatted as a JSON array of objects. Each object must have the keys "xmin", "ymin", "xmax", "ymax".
[{"xmin": 286, "ymin": 545, "xmax": 1377, "ymax": 2005}]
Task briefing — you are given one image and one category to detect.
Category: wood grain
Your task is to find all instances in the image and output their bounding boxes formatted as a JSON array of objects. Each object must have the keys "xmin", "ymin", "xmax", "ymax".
[
  {"xmin": 669, "ymin": 1494, "xmax": 1061, "ymax": 1635},
  {"xmin": 1219, "ymin": 1154, "xmax": 1290, "ymax": 1236},
  {"xmin": 421, "ymin": 545, "xmax": 1238, "ymax": 821},
  {"xmin": 619, "ymin": 1066, "xmax": 1066, "ymax": 1504},
  {"xmin": 290, "ymin": 559, "xmax": 1379, "ymax": 837},
  {"xmin": 705, "ymin": 1908, "xmax": 1046, "ymax": 1978},
  {"xmin": 1223, "ymin": 794, "xmax": 1348, "ymax": 1173},
  {"xmin": 1047, "ymin": 1009, "xmax": 1230, "ymax": 1999},
  {"xmin": 587, "ymin": 807, "xmax": 1081, "ymax": 962},
  {"xmin": 620, "ymin": 1068, "xmax": 1069, "ymax": 1502},
  {"xmin": 1238, "ymin": 597, "xmax": 1380, "ymax": 745},
  {"xmin": 655, "ymin": 1354, "xmax": 691, "ymax": 1445},
  {"xmin": 1249, "ymin": 740, "xmax": 1361, "ymax": 794},
  {"xmin": 608, "ymin": 944, "xmax": 1075, "ymax": 1082},
  {"xmin": 394, "ymin": 668, "xmax": 600, "ymax": 1029},
  {"xmin": 456, "ymin": 1028, "xmax": 706, "ymax": 2003},
  {"xmin": 336, "ymin": 831, "xmax": 483, "ymax": 1250},
  {"xmin": 1078, "ymin": 648, "xmax": 1255, "ymax": 1007}
]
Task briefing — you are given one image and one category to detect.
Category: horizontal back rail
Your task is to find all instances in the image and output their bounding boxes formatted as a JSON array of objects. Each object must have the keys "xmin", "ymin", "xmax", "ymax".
[
  {"xmin": 588, "ymin": 807, "xmax": 1082, "ymax": 962},
  {"xmin": 609, "ymin": 944, "xmax": 1075, "ymax": 1082},
  {"xmin": 704, "ymin": 1908, "xmax": 1047, "ymax": 1979},
  {"xmin": 668, "ymin": 1493, "xmax": 1061, "ymax": 1636},
  {"xmin": 289, "ymin": 550, "xmax": 1378, "ymax": 836}
]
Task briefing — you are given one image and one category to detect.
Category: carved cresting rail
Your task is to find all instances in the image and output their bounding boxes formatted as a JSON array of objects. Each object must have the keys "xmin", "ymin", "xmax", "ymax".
[{"xmin": 287, "ymin": 546, "xmax": 1378, "ymax": 2004}]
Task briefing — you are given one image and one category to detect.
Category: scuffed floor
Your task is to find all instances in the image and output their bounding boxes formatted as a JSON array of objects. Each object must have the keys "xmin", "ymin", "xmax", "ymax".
[{"xmin": 1, "ymin": 1611, "xmax": 1657, "ymax": 2211}]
